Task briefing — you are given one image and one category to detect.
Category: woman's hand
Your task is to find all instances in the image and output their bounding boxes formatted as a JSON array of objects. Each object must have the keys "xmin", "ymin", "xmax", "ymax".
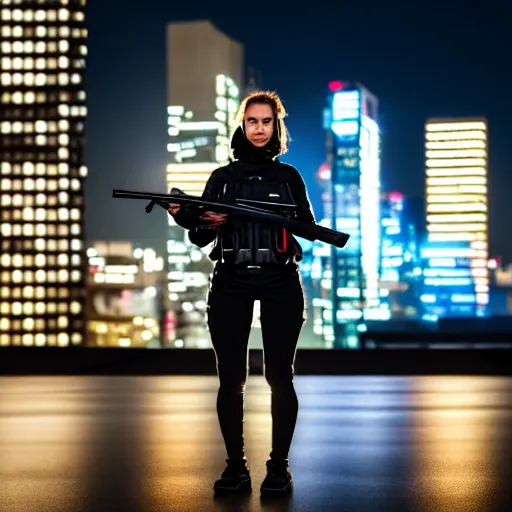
[
  {"xmin": 199, "ymin": 211, "xmax": 227, "ymax": 226},
  {"xmin": 168, "ymin": 204, "xmax": 180, "ymax": 215}
]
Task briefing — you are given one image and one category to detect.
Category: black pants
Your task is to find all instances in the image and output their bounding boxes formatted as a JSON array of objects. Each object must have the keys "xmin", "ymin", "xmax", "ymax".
[{"xmin": 207, "ymin": 263, "xmax": 305, "ymax": 462}]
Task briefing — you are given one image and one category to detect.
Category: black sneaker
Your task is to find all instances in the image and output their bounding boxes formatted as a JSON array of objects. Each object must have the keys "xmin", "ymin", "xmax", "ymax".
[
  {"xmin": 260, "ymin": 459, "xmax": 293, "ymax": 496},
  {"xmin": 213, "ymin": 458, "xmax": 252, "ymax": 494}
]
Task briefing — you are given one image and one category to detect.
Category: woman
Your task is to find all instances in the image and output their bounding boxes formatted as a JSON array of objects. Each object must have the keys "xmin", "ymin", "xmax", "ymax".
[{"xmin": 169, "ymin": 91, "xmax": 315, "ymax": 496}]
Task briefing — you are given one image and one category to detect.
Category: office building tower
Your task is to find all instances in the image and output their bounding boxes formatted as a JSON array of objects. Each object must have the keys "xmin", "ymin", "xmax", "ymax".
[
  {"xmin": 165, "ymin": 20, "xmax": 243, "ymax": 347},
  {"xmin": 305, "ymin": 163, "xmax": 335, "ymax": 345},
  {"xmin": 422, "ymin": 118, "xmax": 489, "ymax": 317},
  {"xmin": 322, "ymin": 81, "xmax": 383, "ymax": 348},
  {"xmin": 86, "ymin": 241, "xmax": 165, "ymax": 348},
  {"xmin": 0, "ymin": 1, "xmax": 89, "ymax": 347},
  {"xmin": 379, "ymin": 192, "xmax": 424, "ymax": 319}
]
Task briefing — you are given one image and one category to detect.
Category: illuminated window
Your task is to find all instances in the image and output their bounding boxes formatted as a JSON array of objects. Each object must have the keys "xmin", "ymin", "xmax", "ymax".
[
  {"xmin": 58, "ymin": 254, "xmax": 69, "ymax": 266},
  {"xmin": 23, "ymin": 286, "xmax": 34, "ymax": 299},
  {"xmin": 35, "ymin": 26, "xmax": 47, "ymax": 38},
  {"xmin": 22, "ymin": 334, "xmax": 33, "ymax": 347},
  {"xmin": 35, "ymin": 41, "xmax": 46, "ymax": 54},
  {"xmin": 59, "ymin": 40, "xmax": 69, "ymax": 52},
  {"xmin": 22, "ymin": 302, "xmax": 34, "ymax": 315},
  {"xmin": 23, "ymin": 41, "xmax": 34, "ymax": 53},
  {"xmin": 58, "ymin": 8, "xmax": 70, "ymax": 21},
  {"xmin": 58, "ymin": 147, "xmax": 69, "ymax": 159},
  {"xmin": 34, "ymin": 73, "xmax": 46, "ymax": 86},
  {"xmin": 58, "ymin": 333, "xmax": 69, "ymax": 347},
  {"xmin": 35, "ymin": 270, "xmax": 46, "ymax": 282},
  {"xmin": 9, "ymin": 24, "xmax": 21, "ymax": 37},
  {"xmin": 8, "ymin": 58, "xmax": 20, "ymax": 72},
  {"xmin": 57, "ymin": 208, "xmax": 69, "ymax": 221},
  {"xmin": 35, "ymin": 334, "xmax": 46, "ymax": 346},
  {"xmin": 58, "ymin": 269, "xmax": 69, "ymax": 282}
]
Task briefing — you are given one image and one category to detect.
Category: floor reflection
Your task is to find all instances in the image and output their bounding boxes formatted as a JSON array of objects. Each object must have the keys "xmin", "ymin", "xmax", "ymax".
[
  {"xmin": 409, "ymin": 377, "xmax": 512, "ymax": 512},
  {"xmin": 0, "ymin": 377, "xmax": 93, "ymax": 512},
  {"xmin": 0, "ymin": 375, "xmax": 510, "ymax": 512}
]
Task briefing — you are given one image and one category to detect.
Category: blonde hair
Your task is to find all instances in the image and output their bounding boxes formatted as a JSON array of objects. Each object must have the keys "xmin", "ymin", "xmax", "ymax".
[{"xmin": 235, "ymin": 90, "xmax": 289, "ymax": 155}]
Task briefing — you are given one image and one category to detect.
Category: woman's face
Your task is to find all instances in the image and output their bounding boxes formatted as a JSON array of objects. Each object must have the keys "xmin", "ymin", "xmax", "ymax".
[{"xmin": 244, "ymin": 103, "xmax": 274, "ymax": 147}]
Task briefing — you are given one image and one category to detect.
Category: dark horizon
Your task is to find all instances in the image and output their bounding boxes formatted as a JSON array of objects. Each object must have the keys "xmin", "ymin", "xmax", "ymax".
[{"xmin": 84, "ymin": 0, "xmax": 512, "ymax": 264}]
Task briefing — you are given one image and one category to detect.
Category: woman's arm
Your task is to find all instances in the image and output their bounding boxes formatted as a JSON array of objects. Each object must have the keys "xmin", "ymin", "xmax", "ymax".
[{"xmin": 287, "ymin": 166, "xmax": 316, "ymax": 223}]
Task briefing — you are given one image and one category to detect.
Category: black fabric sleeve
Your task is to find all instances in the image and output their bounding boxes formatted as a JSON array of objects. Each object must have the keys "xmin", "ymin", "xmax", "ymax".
[
  {"xmin": 287, "ymin": 166, "xmax": 316, "ymax": 223},
  {"xmin": 171, "ymin": 168, "xmax": 228, "ymax": 248}
]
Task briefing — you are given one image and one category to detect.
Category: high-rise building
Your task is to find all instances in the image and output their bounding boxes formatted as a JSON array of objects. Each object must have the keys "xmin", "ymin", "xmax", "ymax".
[
  {"xmin": 421, "ymin": 118, "xmax": 489, "ymax": 317},
  {"xmin": 322, "ymin": 81, "xmax": 384, "ymax": 348},
  {"xmin": 86, "ymin": 241, "xmax": 165, "ymax": 348},
  {"xmin": 379, "ymin": 192, "xmax": 424, "ymax": 319},
  {"xmin": 0, "ymin": 1, "xmax": 89, "ymax": 347},
  {"xmin": 165, "ymin": 20, "xmax": 243, "ymax": 347}
]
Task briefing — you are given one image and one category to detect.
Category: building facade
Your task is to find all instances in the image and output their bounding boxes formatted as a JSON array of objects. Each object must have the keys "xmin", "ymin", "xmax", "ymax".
[
  {"xmin": 86, "ymin": 241, "xmax": 165, "ymax": 348},
  {"xmin": 421, "ymin": 118, "xmax": 489, "ymax": 318},
  {"xmin": 0, "ymin": 1, "xmax": 88, "ymax": 347},
  {"xmin": 379, "ymin": 192, "xmax": 424, "ymax": 320},
  {"xmin": 165, "ymin": 20, "xmax": 243, "ymax": 347},
  {"xmin": 322, "ymin": 81, "xmax": 383, "ymax": 348}
]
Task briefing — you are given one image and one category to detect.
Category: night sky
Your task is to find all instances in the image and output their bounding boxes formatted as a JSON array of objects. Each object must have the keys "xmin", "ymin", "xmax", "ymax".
[{"xmin": 84, "ymin": 0, "xmax": 512, "ymax": 263}]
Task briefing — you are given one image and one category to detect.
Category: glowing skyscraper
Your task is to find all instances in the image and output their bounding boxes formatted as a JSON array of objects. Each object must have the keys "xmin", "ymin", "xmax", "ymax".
[
  {"xmin": 323, "ymin": 81, "xmax": 383, "ymax": 348},
  {"xmin": 165, "ymin": 20, "xmax": 243, "ymax": 347},
  {"xmin": 0, "ymin": 1, "xmax": 88, "ymax": 347},
  {"xmin": 422, "ymin": 118, "xmax": 489, "ymax": 316}
]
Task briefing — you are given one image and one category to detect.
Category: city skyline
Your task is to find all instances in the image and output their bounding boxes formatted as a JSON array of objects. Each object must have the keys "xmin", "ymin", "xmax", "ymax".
[
  {"xmin": 83, "ymin": 1, "xmax": 512, "ymax": 264},
  {"xmin": 1, "ymin": 2, "xmax": 510, "ymax": 348}
]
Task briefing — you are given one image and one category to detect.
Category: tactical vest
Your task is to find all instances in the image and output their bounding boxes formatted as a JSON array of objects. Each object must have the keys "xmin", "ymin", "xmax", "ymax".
[{"xmin": 214, "ymin": 162, "xmax": 298, "ymax": 266}]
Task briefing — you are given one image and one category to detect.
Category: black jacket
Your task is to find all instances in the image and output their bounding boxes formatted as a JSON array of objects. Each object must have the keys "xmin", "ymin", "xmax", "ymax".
[{"xmin": 173, "ymin": 159, "xmax": 315, "ymax": 263}]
